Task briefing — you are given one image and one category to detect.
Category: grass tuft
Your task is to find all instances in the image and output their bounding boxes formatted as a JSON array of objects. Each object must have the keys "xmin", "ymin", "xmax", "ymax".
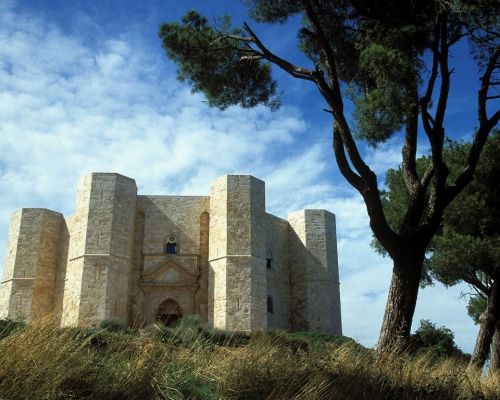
[{"xmin": 0, "ymin": 317, "xmax": 498, "ymax": 399}]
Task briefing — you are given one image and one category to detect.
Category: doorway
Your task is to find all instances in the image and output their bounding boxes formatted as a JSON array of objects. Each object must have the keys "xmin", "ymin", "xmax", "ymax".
[{"xmin": 156, "ymin": 299, "xmax": 182, "ymax": 326}]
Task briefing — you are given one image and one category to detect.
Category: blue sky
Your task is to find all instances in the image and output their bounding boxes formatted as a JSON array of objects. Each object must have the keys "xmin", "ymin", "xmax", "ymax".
[{"xmin": 0, "ymin": 0, "xmax": 490, "ymax": 352}]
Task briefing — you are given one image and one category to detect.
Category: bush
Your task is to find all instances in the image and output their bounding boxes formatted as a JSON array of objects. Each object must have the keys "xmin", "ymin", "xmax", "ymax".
[
  {"xmin": 205, "ymin": 328, "xmax": 249, "ymax": 347},
  {"xmin": 145, "ymin": 316, "xmax": 250, "ymax": 348},
  {"xmin": 409, "ymin": 319, "xmax": 469, "ymax": 360},
  {"xmin": 99, "ymin": 318, "xmax": 126, "ymax": 332},
  {"xmin": 0, "ymin": 319, "xmax": 25, "ymax": 340}
]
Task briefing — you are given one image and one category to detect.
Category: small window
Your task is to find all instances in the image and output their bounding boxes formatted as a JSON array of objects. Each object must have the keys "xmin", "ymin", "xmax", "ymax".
[
  {"xmin": 165, "ymin": 236, "xmax": 177, "ymax": 254},
  {"xmin": 267, "ymin": 296, "xmax": 274, "ymax": 314},
  {"xmin": 266, "ymin": 251, "xmax": 273, "ymax": 269},
  {"xmin": 165, "ymin": 242, "xmax": 177, "ymax": 254}
]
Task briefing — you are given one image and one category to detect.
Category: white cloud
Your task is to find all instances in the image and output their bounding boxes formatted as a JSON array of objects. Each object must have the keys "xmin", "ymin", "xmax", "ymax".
[
  {"xmin": 0, "ymin": 3, "xmax": 478, "ymax": 353},
  {"xmin": 364, "ymin": 139, "xmax": 404, "ymax": 177},
  {"xmin": 0, "ymin": 5, "xmax": 311, "ymax": 246}
]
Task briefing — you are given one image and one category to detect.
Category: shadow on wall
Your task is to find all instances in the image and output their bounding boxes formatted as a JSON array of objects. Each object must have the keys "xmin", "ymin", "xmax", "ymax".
[
  {"xmin": 132, "ymin": 197, "xmax": 210, "ymax": 328},
  {"xmin": 138, "ymin": 196, "xmax": 205, "ymax": 256},
  {"xmin": 288, "ymin": 225, "xmax": 340, "ymax": 334}
]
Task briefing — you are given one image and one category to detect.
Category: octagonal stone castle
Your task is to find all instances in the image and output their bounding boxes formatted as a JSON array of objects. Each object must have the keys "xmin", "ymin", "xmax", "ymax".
[{"xmin": 0, "ymin": 173, "xmax": 341, "ymax": 334}]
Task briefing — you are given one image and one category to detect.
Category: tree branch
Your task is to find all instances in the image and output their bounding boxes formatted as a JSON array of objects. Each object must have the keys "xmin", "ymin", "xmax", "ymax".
[
  {"xmin": 332, "ymin": 122, "xmax": 401, "ymax": 254},
  {"xmin": 332, "ymin": 123, "xmax": 364, "ymax": 192},
  {"xmin": 445, "ymin": 49, "xmax": 500, "ymax": 205},
  {"xmin": 402, "ymin": 93, "xmax": 421, "ymax": 193},
  {"xmin": 212, "ymin": 33, "xmax": 253, "ymax": 43},
  {"xmin": 420, "ymin": 164, "xmax": 434, "ymax": 189},
  {"xmin": 419, "ymin": 33, "xmax": 438, "ymax": 140},
  {"xmin": 300, "ymin": 0, "xmax": 343, "ymax": 106},
  {"xmin": 299, "ymin": 1, "xmax": 377, "ymax": 187},
  {"xmin": 464, "ymin": 274, "xmax": 491, "ymax": 296},
  {"xmin": 240, "ymin": 22, "xmax": 317, "ymax": 83},
  {"xmin": 434, "ymin": 13, "xmax": 450, "ymax": 143}
]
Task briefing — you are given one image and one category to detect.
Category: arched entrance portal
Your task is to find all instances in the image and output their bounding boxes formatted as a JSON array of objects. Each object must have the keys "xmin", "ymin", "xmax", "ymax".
[{"xmin": 156, "ymin": 299, "xmax": 182, "ymax": 326}]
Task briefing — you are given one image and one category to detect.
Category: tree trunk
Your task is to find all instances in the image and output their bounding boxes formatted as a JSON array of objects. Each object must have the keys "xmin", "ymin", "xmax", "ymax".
[
  {"xmin": 490, "ymin": 320, "xmax": 500, "ymax": 373},
  {"xmin": 469, "ymin": 279, "xmax": 500, "ymax": 370},
  {"xmin": 378, "ymin": 251, "xmax": 424, "ymax": 352}
]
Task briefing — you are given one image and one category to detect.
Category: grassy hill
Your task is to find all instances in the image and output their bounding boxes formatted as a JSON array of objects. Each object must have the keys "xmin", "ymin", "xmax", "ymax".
[{"xmin": 0, "ymin": 317, "xmax": 498, "ymax": 400}]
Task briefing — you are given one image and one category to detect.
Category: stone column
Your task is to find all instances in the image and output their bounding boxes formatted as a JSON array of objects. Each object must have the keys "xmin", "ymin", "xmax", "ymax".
[
  {"xmin": 208, "ymin": 175, "xmax": 267, "ymax": 331},
  {"xmin": 61, "ymin": 173, "xmax": 137, "ymax": 326},
  {"xmin": 0, "ymin": 208, "xmax": 63, "ymax": 322},
  {"xmin": 288, "ymin": 209, "xmax": 342, "ymax": 334}
]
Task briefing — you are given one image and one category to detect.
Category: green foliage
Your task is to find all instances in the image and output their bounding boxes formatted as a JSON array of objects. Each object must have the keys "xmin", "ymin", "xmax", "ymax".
[
  {"xmin": 0, "ymin": 319, "xmax": 25, "ymax": 340},
  {"xmin": 409, "ymin": 319, "xmax": 468, "ymax": 360},
  {"xmin": 159, "ymin": 2, "xmax": 456, "ymax": 144},
  {"xmin": 159, "ymin": 10, "xmax": 279, "ymax": 111},
  {"xmin": 99, "ymin": 317, "xmax": 126, "ymax": 332},
  {"xmin": 143, "ymin": 316, "xmax": 250, "ymax": 348},
  {"xmin": 374, "ymin": 132, "xmax": 500, "ymax": 291},
  {"xmin": 244, "ymin": 0, "xmax": 302, "ymax": 24},
  {"xmin": 267, "ymin": 330, "xmax": 358, "ymax": 352},
  {"xmin": 467, "ymin": 295, "xmax": 488, "ymax": 325}
]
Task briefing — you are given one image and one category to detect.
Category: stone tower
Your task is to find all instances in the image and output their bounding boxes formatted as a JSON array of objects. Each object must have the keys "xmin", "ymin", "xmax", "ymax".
[
  {"xmin": 0, "ymin": 209, "xmax": 63, "ymax": 321},
  {"xmin": 208, "ymin": 175, "xmax": 267, "ymax": 331},
  {"xmin": 288, "ymin": 209, "xmax": 342, "ymax": 334},
  {"xmin": 61, "ymin": 173, "xmax": 137, "ymax": 326}
]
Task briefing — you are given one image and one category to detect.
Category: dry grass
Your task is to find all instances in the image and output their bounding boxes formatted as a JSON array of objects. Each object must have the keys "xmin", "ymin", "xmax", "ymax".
[{"xmin": 0, "ymin": 318, "xmax": 498, "ymax": 400}]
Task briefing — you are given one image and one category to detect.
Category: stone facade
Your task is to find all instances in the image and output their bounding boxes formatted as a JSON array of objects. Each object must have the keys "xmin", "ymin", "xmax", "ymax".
[{"xmin": 0, "ymin": 173, "xmax": 342, "ymax": 334}]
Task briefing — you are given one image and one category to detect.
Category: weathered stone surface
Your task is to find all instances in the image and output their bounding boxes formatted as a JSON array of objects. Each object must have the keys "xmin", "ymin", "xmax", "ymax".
[
  {"xmin": 288, "ymin": 209, "xmax": 342, "ymax": 334},
  {"xmin": 0, "ymin": 173, "xmax": 341, "ymax": 334},
  {"xmin": 0, "ymin": 209, "xmax": 63, "ymax": 321},
  {"xmin": 209, "ymin": 175, "xmax": 267, "ymax": 331}
]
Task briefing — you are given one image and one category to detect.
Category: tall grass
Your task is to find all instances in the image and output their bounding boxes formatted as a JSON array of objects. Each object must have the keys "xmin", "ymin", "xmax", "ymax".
[{"xmin": 0, "ymin": 317, "xmax": 498, "ymax": 400}]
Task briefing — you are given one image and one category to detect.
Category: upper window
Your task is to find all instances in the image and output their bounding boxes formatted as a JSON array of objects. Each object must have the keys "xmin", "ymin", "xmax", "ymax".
[{"xmin": 165, "ymin": 236, "xmax": 177, "ymax": 254}]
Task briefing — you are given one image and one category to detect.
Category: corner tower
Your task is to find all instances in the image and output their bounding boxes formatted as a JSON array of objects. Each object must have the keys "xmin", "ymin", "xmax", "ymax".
[
  {"xmin": 208, "ymin": 175, "xmax": 267, "ymax": 331},
  {"xmin": 61, "ymin": 173, "xmax": 137, "ymax": 326},
  {"xmin": 288, "ymin": 209, "xmax": 342, "ymax": 334},
  {"xmin": 0, "ymin": 209, "xmax": 63, "ymax": 321}
]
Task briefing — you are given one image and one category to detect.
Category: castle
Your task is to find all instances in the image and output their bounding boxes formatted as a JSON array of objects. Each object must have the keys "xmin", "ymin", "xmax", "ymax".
[{"xmin": 0, "ymin": 173, "xmax": 342, "ymax": 334}]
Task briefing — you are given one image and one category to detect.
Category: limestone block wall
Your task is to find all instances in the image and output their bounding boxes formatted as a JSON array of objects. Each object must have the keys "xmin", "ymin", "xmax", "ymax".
[
  {"xmin": 265, "ymin": 213, "xmax": 291, "ymax": 330},
  {"xmin": 139, "ymin": 196, "xmax": 210, "ymax": 255},
  {"xmin": 135, "ymin": 195, "xmax": 210, "ymax": 324},
  {"xmin": 61, "ymin": 175, "xmax": 92, "ymax": 325},
  {"xmin": 128, "ymin": 210, "xmax": 145, "ymax": 326},
  {"xmin": 0, "ymin": 210, "xmax": 22, "ymax": 319},
  {"xmin": 61, "ymin": 173, "xmax": 137, "ymax": 326},
  {"xmin": 209, "ymin": 175, "xmax": 267, "ymax": 331},
  {"xmin": 52, "ymin": 216, "xmax": 72, "ymax": 324},
  {"xmin": 288, "ymin": 209, "xmax": 342, "ymax": 334},
  {"xmin": 0, "ymin": 209, "xmax": 63, "ymax": 321},
  {"xmin": 197, "ymin": 211, "xmax": 210, "ymax": 320}
]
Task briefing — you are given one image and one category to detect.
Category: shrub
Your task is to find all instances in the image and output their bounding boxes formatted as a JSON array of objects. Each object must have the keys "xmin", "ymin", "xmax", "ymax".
[
  {"xmin": 99, "ymin": 318, "xmax": 126, "ymax": 332},
  {"xmin": 409, "ymin": 319, "xmax": 469, "ymax": 360},
  {"xmin": 0, "ymin": 319, "xmax": 26, "ymax": 340}
]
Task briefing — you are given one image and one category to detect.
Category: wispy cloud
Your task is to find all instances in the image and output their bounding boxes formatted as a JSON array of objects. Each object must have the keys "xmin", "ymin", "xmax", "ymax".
[
  {"xmin": 0, "ymin": 2, "xmax": 478, "ymax": 352},
  {"xmin": 0, "ymin": 3, "xmax": 333, "ymax": 270}
]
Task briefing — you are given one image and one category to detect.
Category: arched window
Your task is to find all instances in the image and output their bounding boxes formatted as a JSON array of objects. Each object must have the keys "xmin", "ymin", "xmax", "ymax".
[
  {"xmin": 165, "ymin": 236, "xmax": 177, "ymax": 254},
  {"xmin": 267, "ymin": 296, "xmax": 274, "ymax": 314},
  {"xmin": 165, "ymin": 242, "xmax": 177, "ymax": 254}
]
